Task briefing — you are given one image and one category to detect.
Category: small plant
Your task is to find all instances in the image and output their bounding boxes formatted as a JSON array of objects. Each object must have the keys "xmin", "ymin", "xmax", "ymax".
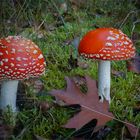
[{"xmin": 2, "ymin": 107, "xmax": 17, "ymax": 127}]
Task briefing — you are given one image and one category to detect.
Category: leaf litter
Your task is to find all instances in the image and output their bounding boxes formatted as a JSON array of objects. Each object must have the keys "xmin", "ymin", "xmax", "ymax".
[
  {"xmin": 50, "ymin": 75, "xmax": 113, "ymax": 132},
  {"xmin": 50, "ymin": 75, "xmax": 140, "ymax": 138},
  {"xmin": 127, "ymin": 55, "xmax": 140, "ymax": 74}
]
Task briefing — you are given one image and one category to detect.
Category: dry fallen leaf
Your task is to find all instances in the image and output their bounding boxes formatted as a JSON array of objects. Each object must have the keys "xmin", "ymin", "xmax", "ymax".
[
  {"xmin": 70, "ymin": 0, "xmax": 87, "ymax": 9},
  {"xmin": 125, "ymin": 123, "xmax": 139, "ymax": 138},
  {"xmin": 50, "ymin": 76, "xmax": 113, "ymax": 131},
  {"xmin": 127, "ymin": 55, "xmax": 140, "ymax": 74},
  {"xmin": 131, "ymin": 32, "xmax": 140, "ymax": 43},
  {"xmin": 111, "ymin": 69, "xmax": 126, "ymax": 79},
  {"xmin": 33, "ymin": 80, "xmax": 44, "ymax": 94},
  {"xmin": 60, "ymin": 2, "xmax": 67, "ymax": 13},
  {"xmin": 72, "ymin": 118, "xmax": 112, "ymax": 139},
  {"xmin": 39, "ymin": 101, "xmax": 50, "ymax": 112},
  {"xmin": 0, "ymin": 124, "xmax": 13, "ymax": 139},
  {"xmin": 33, "ymin": 134, "xmax": 47, "ymax": 140}
]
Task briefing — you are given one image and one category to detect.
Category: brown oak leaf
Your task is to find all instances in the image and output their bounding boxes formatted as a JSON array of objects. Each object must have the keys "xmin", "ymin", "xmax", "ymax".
[
  {"xmin": 50, "ymin": 76, "xmax": 113, "ymax": 131},
  {"xmin": 125, "ymin": 123, "xmax": 140, "ymax": 138}
]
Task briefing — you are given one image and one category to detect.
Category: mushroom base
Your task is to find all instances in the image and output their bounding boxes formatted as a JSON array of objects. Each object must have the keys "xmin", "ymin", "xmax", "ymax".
[
  {"xmin": 0, "ymin": 80, "xmax": 18, "ymax": 112},
  {"xmin": 98, "ymin": 60, "xmax": 111, "ymax": 103}
]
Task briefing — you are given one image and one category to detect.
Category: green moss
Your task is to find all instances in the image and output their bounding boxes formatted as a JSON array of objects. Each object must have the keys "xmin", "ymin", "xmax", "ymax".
[{"xmin": 16, "ymin": 107, "xmax": 74, "ymax": 139}]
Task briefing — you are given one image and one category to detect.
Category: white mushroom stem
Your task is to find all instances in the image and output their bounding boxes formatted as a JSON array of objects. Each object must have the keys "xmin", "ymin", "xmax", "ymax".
[
  {"xmin": 0, "ymin": 80, "xmax": 18, "ymax": 112},
  {"xmin": 98, "ymin": 60, "xmax": 111, "ymax": 103}
]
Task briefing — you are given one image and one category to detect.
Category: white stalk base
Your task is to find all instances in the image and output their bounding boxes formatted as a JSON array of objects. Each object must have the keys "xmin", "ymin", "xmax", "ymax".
[
  {"xmin": 0, "ymin": 80, "xmax": 18, "ymax": 112},
  {"xmin": 98, "ymin": 60, "xmax": 111, "ymax": 103}
]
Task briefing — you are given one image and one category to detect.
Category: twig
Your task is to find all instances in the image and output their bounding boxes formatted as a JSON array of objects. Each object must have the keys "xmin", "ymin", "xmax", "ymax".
[
  {"xmin": 37, "ymin": 20, "xmax": 45, "ymax": 31},
  {"xmin": 121, "ymin": 126, "xmax": 125, "ymax": 140},
  {"xmin": 15, "ymin": 0, "xmax": 27, "ymax": 21},
  {"xmin": 16, "ymin": 126, "xmax": 29, "ymax": 139},
  {"xmin": 82, "ymin": 105, "xmax": 139, "ymax": 138},
  {"xmin": 29, "ymin": 0, "xmax": 67, "ymax": 38},
  {"xmin": 131, "ymin": 19, "xmax": 140, "ymax": 39},
  {"xmin": 49, "ymin": 0, "xmax": 66, "ymax": 27},
  {"xmin": 119, "ymin": 10, "xmax": 137, "ymax": 29},
  {"xmin": 135, "ymin": 125, "xmax": 140, "ymax": 140}
]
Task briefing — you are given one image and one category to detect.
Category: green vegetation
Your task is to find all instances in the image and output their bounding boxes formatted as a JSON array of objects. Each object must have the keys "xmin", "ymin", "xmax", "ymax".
[{"xmin": 0, "ymin": 0, "xmax": 140, "ymax": 139}]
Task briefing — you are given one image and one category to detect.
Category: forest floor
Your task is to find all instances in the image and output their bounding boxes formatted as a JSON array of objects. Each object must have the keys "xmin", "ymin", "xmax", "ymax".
[{"xmin": 0, "ymin": 0, "xmax": 140, "ymax": 139}]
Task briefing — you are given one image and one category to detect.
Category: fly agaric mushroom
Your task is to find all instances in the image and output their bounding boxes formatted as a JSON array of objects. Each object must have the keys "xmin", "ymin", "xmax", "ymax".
[
  {"xmin": 78, "ymin": 28, "xmax": 135, "ymax": 103},
  {"xmin": 0, "ymin": 36, "xmax": 46, "ymax": 111}
]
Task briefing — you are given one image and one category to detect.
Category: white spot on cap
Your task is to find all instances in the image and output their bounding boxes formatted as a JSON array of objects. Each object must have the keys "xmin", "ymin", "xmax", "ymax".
[
  {"xmin": 33, "ymin": 50, "xmax": 38, "ymax": 54},
  {"xmin": 0, "ymin": 52, "xmax": 3, "ymax": 55},
  {"xmin": 4, "ymin": 59, "xmax": 8, "ymax": 62},
  {"xmin": 38, "ymin": 54, "xmax": 43, "ymax": 59},
  {"xmin": 105, "ymin": 42, "xmax": 113, "ymax": 47},
  {"xmin": 10, "ymin": 63, "xmax": 14, "ymax": 67},
  {"xmin": 121, "ymin": 36, "xmax": 124, "ymax": 40},
  {"xmin": 16, "ymin": 57, "xmax": 21, "ymax": 61},
  {"xmin": 114, "ymin": 50, "xmax": 120, "ymax": 53},
  {"xmin": 24, "ymin": 64, "xmax": 28, "ymax": 66},
  {"xmin": 112, "ymin": 33, "xmax": 119, "ymax": 38},
  {"xmin": 0, "ymin": 61, "xmax": 4, "ymax": 66},
  {"xmin": 11, "ymin": 48, "xmax": 16, "ymax": 54},
  {"xmin": 19, "ymin": 68, "xmax": 25, "ymax": 71},
  {"xmin": 26, "ymin": 41, "xmax": 30, "ymax": 45},
  {"xmin": 34, "ymin": 45, "xmax": 38, "ymax": 48},
  {"xmin": 84, "ymin": 54, "xmax": 88, "ymax": 57},
  {"xmin": 126, "ymin": 54, "xmax": 128, "ymax": 57},
  {"xmin": 89, "ymin": 54, "xmax": 94, "ymax": 57},
  {"xmin": 109, "ymin": 31, "xmax": 113, "ymax": 34},
  {"xmin": 35, "ymin": 68, "xmax": 39, "ymax": 71},
  {"xmin": 95, "ymin": 54, "xmax": 100, "ymax": 58},
  {"xmin": 40, "ymin": 65, "xmax": 44, "ymax": 68},
  {"xmin": 106, "ymin": 54, "xmax": 111, "ymax": 56},
  {"xmin": 22, "ymin": 58, "xmax": 28, "ymax": 60},
  {"xmin": 107, "ymin": 36, "xmax": 116, "ymax": 41},
  {"xmin": 11, "ymin": 58, "xmax": 14, "ymax": 60},
  {"xmin": 124, "ymin": 41, "xmax": 129, "ymax": 45},
  {"xmin": 103, "ymin": 50, "xmax": 107, "ymax": 53},
  {"xmin": 128, "ymin": 44, "xmax": 133, "ymax": 48},
  {"xmin": 125, "ymin": 37, "xmax": 131, "ymax": 42},
  {"xmin": 16, "ymin": 64, "xmax": 21, "ymax": 67},
  {"xmin": 105, "ymin": 47, "xmax": 111, "ymax": 50},
  {"xmin": 18, "ymin": 49, "xmax": 23, "ymax": 52},
  {"xmin": 20, "ymin": 43, "xmax": 25, "ymax": 46},
  {"xmin": 26, "ymin": 49, "xmax": 30, "ymax": 52},
  {"xmin": 1, "ymin": 45, "xmax": 7, "ymax": 48},
  {"xmin": 120, "ymin": 48, "xmax": 125, "ymax": 51},
  {"xmin": 5, "ymin": 51, "xmax": 8, "ymax": 54},
  {"xmin": 119, "ymin": 30, "xmax": 124, "ymax": 34}
]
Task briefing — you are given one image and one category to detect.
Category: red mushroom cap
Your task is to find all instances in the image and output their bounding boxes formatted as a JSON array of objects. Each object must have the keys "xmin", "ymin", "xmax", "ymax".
[
  {"xmin": 0, "ymin": 36, "xmax": 46, "ymax": 80},
  {"xmin": 78, "ymin": 28, "xmax": 135, "ymax": 60}
]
